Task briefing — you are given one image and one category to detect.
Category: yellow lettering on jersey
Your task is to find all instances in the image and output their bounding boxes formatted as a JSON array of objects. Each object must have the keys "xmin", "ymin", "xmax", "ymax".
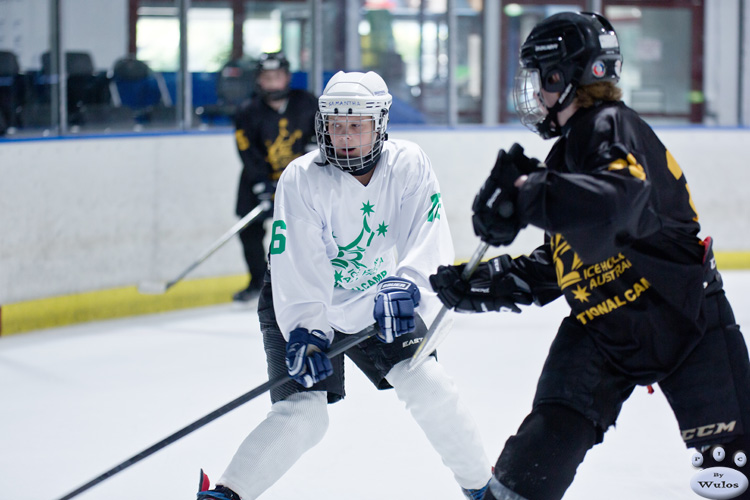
[
  {"xmin": 624, "ymin": 277, "xmax": 651, "ymax": 301},
  {"xmin": 575, "ymin": 278, "xmax": 650, "ymax": 325},
  {"xmin": 585, "ymin": 256, "xmax": 633, "ymax": 289}
]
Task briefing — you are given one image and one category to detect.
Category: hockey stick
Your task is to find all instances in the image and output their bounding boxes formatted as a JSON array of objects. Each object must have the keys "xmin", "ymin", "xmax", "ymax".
[
  {"xmin": 52, "ymin": 327, "xmax": 375, "ymax": 500},
  {"xmin": 408, "ymin": 143, "xmax": 542, "ymax": 370},
  {"xmin": 407, "ymin": 241, "xmax": 490, "ymax": 371},
  {"xmin": 138, "ymin": 200, "xmax": 272, "ymax": 294}
]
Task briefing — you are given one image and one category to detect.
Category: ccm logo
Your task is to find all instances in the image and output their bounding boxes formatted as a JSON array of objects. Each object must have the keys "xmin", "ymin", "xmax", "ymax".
[{"xmin": 683, "ymin": 421, "xmax": 737, "ymax": 441}]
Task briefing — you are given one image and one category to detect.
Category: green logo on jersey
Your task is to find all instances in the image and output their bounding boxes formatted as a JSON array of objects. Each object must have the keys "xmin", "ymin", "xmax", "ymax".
[
  {"xmin": 332, "ymin": 200, "xmax": 388, "ymax": 289},
  {"xmin": 427, "ymin": 192, "xmax": 442, "ymax": 222}
]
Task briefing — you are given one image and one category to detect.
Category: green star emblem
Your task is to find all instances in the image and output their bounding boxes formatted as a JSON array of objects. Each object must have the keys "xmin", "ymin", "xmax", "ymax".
[
  {"xmin": 377, "ymin": 222, "xmax": 388, "ymax": 236},
  {"xmin": 361, "ymin": 201, "xmax": 375, "ymax": 216}
]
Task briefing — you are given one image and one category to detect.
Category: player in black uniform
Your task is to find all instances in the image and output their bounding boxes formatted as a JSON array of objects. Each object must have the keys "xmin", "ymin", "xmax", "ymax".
[
  {"xmin": 430, "ymin": 12, "xmax": 750, "ymax": 500},
  {"xmin": 232, "ymin": 52, "xmax": 318, "ymax": 302}
]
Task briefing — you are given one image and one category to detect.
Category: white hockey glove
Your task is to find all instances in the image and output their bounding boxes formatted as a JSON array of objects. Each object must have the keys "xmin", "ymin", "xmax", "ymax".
[
  {"xmin": 373, "ymin": 276, "xmax": 421, "ymax": 343},
  {"xmin": 285, "ymin": 328, "xmax": 333, "ymax": 388},
  {"xmin": 252, "ymin": 181, "xmax": 276, "ymax": 203}
]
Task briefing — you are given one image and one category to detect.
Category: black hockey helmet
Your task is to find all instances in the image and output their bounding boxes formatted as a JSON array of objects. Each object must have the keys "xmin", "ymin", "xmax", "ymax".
[
  {"xmin": 514, "ymin": 11, "xmax": 622, "ymax": 138},
  {"xmin": 255, "ymin": 52, "xmax": 291, "ymax": 101},
  {"xmin": 255, "ymin": 51, "xmax": 290, "ymax": 73}
]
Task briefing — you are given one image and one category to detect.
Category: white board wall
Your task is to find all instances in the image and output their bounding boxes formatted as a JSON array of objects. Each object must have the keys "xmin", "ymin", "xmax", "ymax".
[{"xmin": 1, "ymin": 126, "xmax": 748, "ymax": 304}]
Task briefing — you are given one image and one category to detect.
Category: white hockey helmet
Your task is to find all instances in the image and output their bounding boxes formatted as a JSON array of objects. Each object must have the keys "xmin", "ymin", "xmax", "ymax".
[{"xmin": 315, "ymin": 71, "xmax": 392, "ymax": 175}]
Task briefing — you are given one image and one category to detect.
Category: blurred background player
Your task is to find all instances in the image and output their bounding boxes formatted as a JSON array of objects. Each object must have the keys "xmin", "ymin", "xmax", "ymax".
[
  {"xmin": 430, "ymin": 11, "xmax": 750, "ymax": 500},
  {"xmin": 232, "ymin": 51, "xmax": 318, "ymax": 302},
  {"xmin": 197, "ymin": 70, "xmax": 491, "ymax": 500}
]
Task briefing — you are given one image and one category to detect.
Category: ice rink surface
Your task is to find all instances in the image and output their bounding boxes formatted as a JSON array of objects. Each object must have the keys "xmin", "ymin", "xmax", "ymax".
[{"xmin": 3, "ymin": 271, "xmax": 750, "ymax": 500}]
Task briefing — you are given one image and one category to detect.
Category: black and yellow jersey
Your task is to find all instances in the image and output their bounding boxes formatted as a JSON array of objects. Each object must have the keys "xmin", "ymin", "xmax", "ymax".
[
  {"xmin": 234, "ymin": 89, "xmax": 318, "ymax": 215},
  {"xmin": 512, "ymin": 100, "xmax": 708, "ymax": 382}
]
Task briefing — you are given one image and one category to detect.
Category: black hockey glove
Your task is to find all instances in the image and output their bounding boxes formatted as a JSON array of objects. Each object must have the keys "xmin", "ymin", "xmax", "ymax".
[
  {"xmin": 429, "ymin": 255, "xmax": 533, "ymax": 313},
  {"xmin": 472, "ymin": 144, "xmax": 540, "ymax": 247}
]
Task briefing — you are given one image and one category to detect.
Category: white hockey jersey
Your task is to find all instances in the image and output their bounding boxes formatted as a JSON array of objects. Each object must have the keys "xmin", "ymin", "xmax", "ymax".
[{"xmin": 268, "ymin": 139, "xmax": 454, "ymax": 341}]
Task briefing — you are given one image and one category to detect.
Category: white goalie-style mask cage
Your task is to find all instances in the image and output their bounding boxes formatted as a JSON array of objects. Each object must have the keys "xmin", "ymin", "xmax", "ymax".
[{"xmin": 315, "ymin": 71, "xmax": 392, "ymax": 176}]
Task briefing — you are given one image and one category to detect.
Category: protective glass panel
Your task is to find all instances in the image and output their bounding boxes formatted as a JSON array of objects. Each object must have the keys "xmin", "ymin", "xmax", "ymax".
[
  {"xmin": 455, "ymin": 2, "xmax": 483, "ymax": 123},
  {"xmin": 360, "ymin": 5, "xmax": 431, "ymax": 122},
  {"xmin": 605, "ymin": 5, "xmax": 693, "ymax": 123},
  {"xmin": 1, "ymin": 0, "xmax": 128, "ymax": 135}
]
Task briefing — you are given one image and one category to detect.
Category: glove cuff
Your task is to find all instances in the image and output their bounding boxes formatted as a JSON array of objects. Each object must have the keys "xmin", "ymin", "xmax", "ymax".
[
  {"xmin": 487, "ymin": 255, "xmax": 513, "ymax": 281},
  {"xmin": 309, "ymin": 328, "xmax": 332, "ymax": 350},
  {"xmin": 288, "ymin": 327, "xmax": 332, "ymax": 350},
  {"xmin": 376, "ymin": 276, "xmax": 421, "ymax": 306}
]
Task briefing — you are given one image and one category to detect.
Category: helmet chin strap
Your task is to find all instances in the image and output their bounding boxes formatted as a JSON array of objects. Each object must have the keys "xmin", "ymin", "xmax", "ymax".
[
  {"xmin": 347, "ymin": 159, "xmax": 378, "ymax": 176},
  {"xmin": 538, "ymin": 82, "xmax": 577, "ymax": 139},
  {"xmin": 314, "ymin": 150, "xmax": 381, "ymax": 176}
]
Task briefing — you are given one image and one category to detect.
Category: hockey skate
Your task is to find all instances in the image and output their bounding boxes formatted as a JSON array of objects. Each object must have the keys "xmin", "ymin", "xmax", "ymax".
[
  {"xmin": 232, "ymin": 284, "xmax": 261, "ymax": 303},
  {"xmin": 462, "ymin": 479, "xmax": 490, "ymax": 500},
  {"xmin": 196, "ymin": 469, "xmax": 241, "ymax": 500}
]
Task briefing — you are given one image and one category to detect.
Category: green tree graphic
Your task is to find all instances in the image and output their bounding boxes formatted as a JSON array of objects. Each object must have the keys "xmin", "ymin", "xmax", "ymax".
[{"xmin": 331, "ymin": 201, "xmax": 388, "ymax": 286}]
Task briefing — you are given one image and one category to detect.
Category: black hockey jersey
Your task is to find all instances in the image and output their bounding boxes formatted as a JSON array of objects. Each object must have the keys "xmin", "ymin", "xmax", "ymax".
[
  {"xmin": 234, "ymin": 89, "xmax": 318, "ymax": 215},
  {"xmin": 512, "ymin": 100, "xmax": 708, "ymax": 383}
]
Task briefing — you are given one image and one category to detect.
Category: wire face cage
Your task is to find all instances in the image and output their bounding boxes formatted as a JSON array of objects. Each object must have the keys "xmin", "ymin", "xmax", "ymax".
[
  {"xmin": 513, "ymin": 68, "xmax": 548, "ymax": 134},
  {"xmin": 315, "ymin": 112, "xmax": 386, "ymax": 174}
]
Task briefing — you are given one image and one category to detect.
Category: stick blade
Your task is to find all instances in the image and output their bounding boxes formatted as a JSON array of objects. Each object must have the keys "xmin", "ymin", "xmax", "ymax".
[{"xmin": 137, "ymin": 281, "xmax": 168, "ymax": 294}]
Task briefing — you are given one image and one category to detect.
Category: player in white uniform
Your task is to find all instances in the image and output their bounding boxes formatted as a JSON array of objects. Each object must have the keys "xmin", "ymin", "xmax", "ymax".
[{"xmin": 196, "ymin": 71, "xmax": 491, "ymax": 500}]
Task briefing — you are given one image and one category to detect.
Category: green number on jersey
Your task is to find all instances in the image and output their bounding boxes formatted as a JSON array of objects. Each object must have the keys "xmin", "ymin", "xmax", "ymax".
[{"xmin": 270, "ymin": 220, "xmax": 287, "ymax": 254}]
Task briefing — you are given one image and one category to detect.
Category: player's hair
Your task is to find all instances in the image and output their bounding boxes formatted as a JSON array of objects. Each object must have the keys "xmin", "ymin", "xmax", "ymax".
[{"xmin": 576, "ymin": 81, "xmax": 623, "ymax": 108}]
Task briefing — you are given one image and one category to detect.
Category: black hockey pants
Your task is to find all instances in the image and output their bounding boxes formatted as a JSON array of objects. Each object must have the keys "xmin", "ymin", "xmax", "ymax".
[{"xmin": 488, "ymin": 291, "xmax": 750, "ymax": 500}]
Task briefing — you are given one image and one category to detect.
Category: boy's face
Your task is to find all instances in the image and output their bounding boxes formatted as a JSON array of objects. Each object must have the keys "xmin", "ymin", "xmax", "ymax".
[
  {"xmin": 327, "ymin": 115, "xmax": 376, "ymax": 158},
  {"xmin": 540, "ymin": 71, "xmax": 562, "ymax": 109},
  {"xmin": 257, "ymin": 69, "xmax": 291, "ymax": 96}
]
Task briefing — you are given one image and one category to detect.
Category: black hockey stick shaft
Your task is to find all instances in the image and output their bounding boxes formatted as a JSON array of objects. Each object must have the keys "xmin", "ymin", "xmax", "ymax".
[{"xmin": 52, "ymin": 328, "xmax": 374, "ymax": 500}]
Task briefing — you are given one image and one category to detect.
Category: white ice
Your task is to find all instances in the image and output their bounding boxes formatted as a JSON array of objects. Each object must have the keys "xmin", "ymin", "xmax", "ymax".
[{"xmin": 3, "ymin": 271, "xmax": 750, "ymax": 500}]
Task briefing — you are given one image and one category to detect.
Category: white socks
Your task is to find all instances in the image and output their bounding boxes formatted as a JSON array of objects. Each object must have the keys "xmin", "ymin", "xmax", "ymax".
[
  {"xmin": 386, "ymin": 358, "xmax": 491, "ymax": 490},
  {"xmin": 218, "ymin": 391, "xmax": 329, "ymax": 499}
]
